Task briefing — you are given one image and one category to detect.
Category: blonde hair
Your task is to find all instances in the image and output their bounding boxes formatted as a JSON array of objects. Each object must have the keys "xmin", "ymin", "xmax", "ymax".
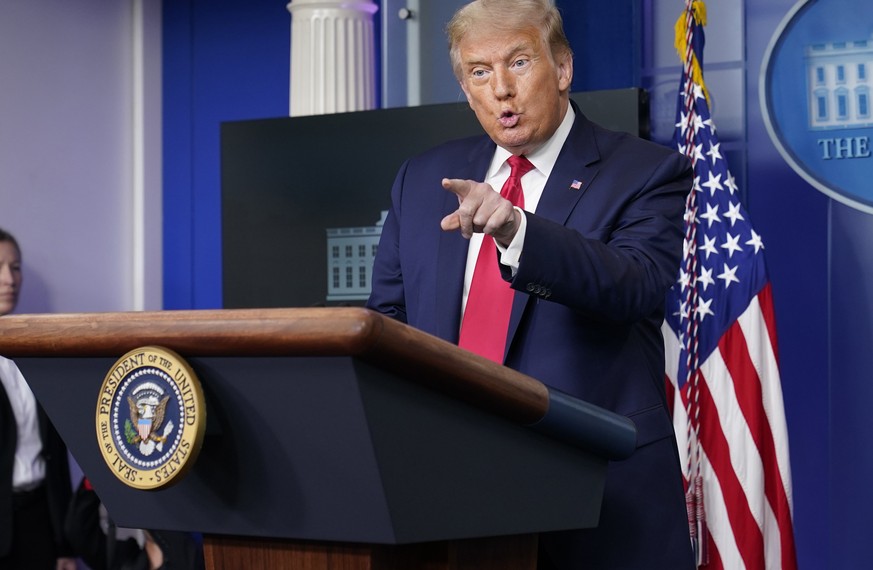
[{"xmin": 446, "ymin": 0, "xmax": 572, "ymax": 79}]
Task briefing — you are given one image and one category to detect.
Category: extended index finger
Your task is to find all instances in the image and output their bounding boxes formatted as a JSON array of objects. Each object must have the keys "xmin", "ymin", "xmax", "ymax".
[{"xmin": 441, "ymin": 178, "xmax": 476, "ymax": 199}]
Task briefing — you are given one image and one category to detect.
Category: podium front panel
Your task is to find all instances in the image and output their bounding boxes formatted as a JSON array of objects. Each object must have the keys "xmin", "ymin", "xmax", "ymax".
[{"xmin": 20, "ymin": 355, "xmax": 606, "ymax": 544}]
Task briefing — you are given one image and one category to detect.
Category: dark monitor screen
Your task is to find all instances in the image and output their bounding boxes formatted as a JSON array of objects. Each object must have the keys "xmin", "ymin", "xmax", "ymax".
[{"xmin": 221, "ymin": 89, "xmax": 648, "ymax": 308}]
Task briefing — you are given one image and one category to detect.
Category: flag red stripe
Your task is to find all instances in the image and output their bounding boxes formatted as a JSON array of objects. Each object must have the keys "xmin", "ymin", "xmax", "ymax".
[
  {"xmin": 702, "ymin": 533, "xmax": 724, "ymax": 570},
  {"xmin": 694, "ymin": 373, "xmax": 766, "ymax": 568},
  {"xmin": 757, "ymin": 283, "xmax": 779, "ymax": 363},
  {"xmin": 665, "ymin": 373, "xmax": 676, "ymax": 416},
  {"xmin": 719, "ymin": 313, "xmax": 797, "ymax": 569}
]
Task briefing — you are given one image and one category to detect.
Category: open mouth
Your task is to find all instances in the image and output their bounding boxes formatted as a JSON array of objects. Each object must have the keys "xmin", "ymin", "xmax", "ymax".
[{"xmin": 499, "ymin": 111, "xmax": 519, "ymax": 127}]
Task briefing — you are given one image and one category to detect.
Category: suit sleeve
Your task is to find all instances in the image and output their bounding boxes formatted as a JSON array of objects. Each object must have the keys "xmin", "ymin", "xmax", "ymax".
[
  {"xmin": 366, "ymin": 160, "xmax": 409, "ymax": 323},
  {"xmin": 510, "ymin": 148, "xmax": 691, "ymax": 324}
]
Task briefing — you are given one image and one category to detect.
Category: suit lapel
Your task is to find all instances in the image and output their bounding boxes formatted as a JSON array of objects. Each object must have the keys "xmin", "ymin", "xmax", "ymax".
[
  {"xmin": 533, "ymin": 109, "xmax": 601, "ymax": 225},
  {"xmin": 435, "ymin": 137, "xmax": 495, "ymax": 343},
  {"xmin": 505, "ymin": 108, "xmax": 602, "ymax": 358}
]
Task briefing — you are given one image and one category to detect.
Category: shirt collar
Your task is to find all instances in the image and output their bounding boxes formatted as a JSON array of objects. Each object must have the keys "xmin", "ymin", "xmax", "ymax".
[{"xmin": 488, "ymin": 102, "xmax": 576, "ymax": 178}]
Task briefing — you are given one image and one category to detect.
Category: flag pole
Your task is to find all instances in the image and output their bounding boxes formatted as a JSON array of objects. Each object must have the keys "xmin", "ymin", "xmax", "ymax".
[{"xmin": 675, "ymin": 1, "xmax": 709, "ymax": 565}]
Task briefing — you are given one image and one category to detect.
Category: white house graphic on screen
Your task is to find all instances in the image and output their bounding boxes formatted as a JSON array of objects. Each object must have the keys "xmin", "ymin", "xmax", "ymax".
[
  {"xmin": 806, "ymin": 35, "xmax": 872, "ymax": 129},
  {"xmin": 326, "ymin": 211, "xmax": 387, "ymax": 302}
]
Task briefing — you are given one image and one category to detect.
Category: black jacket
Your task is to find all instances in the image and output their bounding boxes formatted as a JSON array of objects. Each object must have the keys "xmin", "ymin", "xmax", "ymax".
[{"xmin": 0, "ymin": 383, "xmax": 72, "ymax": 558}]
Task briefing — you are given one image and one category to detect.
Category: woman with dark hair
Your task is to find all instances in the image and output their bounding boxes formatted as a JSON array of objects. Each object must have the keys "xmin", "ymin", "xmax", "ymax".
[{"xmin": 0, "ymin": 227, "xmax": 76, "ymax": 569}]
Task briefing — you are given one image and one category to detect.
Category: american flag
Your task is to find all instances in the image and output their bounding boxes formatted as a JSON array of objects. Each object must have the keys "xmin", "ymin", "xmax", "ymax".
[{"xmin": 663, "ymin": 1, "xmax": 798, "ymax": 568}]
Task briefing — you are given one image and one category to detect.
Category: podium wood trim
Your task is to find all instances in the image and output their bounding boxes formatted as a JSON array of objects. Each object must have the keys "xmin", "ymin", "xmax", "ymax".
[{"xmin": 0, "ymin": 307, "xmax": 548, "ymax": 425}]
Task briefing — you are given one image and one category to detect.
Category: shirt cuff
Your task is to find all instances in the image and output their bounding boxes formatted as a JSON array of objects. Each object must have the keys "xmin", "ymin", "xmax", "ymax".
[{"xmin": 495, "ymin": 207, "xmax": 526, "ymax": 276}]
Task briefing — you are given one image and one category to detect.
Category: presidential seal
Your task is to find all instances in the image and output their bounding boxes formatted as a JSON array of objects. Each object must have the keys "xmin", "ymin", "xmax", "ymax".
[
  {"xmin": 761, "ymin": 0, "xmax": 873, "ymax": 213},
  {"xmin": 95, "ymin": 346, "xmax": 206, "ymax": 490}
]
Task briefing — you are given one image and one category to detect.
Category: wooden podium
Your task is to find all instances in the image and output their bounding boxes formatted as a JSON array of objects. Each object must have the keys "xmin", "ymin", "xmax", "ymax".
[{"xmin": 0, "ymin": 308, "xmax": 636, "ymax": 570}]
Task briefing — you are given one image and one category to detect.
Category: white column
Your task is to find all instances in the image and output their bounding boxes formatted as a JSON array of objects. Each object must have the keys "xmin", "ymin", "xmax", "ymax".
[
  {"xmin": 132, "ymin": 0, "xmax": 163, "ymax": 311},
  {"xmin": 287, "ymin": 0, "xmax": 379, "ymax": 117}
]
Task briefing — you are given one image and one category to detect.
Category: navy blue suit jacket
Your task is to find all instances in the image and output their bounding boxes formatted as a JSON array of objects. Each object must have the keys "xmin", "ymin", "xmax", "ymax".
[{"xmin": 368, "ymin": 106, "xmax": 695, "ymax": 568}]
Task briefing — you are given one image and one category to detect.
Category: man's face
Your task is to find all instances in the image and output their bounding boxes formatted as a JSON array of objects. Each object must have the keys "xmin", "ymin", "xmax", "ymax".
[
  {"xmin": 457, "ymin": 26, "xmax": 572, "ymax": 156},
  {"xmin": 0, "ymin": 240, "xmax": 22, "ymax": 316}
]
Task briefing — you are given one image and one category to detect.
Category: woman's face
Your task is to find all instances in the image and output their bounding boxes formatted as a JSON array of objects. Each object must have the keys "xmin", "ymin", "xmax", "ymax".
[{"xmin": 0, "ymin": 240, "xmax": 22, "ymax": 316}]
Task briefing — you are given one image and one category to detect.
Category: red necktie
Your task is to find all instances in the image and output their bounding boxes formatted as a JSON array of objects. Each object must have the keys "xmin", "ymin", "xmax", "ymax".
[{"xmin": 458, "ymin": 154, "xmax": 534, "ymax": 363}]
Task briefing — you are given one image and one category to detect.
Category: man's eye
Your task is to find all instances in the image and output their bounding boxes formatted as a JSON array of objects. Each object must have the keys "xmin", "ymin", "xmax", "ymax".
[
  {"xmin": 513, "ymin": 59, "xmax": 529, "ymax": 68},
  {"xmin": 472, "ymin": 69, "xmax": 486, "ymax": 78}
]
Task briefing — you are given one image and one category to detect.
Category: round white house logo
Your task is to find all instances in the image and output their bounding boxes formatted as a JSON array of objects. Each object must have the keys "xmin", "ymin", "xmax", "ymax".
[
  {"xmin": 95, "ymin": 346, "xmax": 206, "ymax": 490},
  {"xmin": 761, "ymin": 0, "xmax": 873, "ymax": 214}
]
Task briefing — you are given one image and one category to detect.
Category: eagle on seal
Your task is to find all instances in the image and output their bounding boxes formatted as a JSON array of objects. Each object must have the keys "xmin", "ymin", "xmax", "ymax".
[{"xmin": 128, "ymin": 394, "xmax": 171, "ymax": 444}]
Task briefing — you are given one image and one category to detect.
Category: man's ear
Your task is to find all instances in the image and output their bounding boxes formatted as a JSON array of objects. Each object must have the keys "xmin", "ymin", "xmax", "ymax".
[{"xmin": 556, "ymin": 51, "xmax": 573, "ymax": 93}]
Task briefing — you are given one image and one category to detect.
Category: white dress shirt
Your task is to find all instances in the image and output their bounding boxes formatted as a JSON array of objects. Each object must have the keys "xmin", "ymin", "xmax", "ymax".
[
  {"xmin": 462, "ymin": 104, "xmax": 576, "ymax": 313},
  {"xmin": 0, "ymin": 355, "xmax": 46, "ymax": 491}
]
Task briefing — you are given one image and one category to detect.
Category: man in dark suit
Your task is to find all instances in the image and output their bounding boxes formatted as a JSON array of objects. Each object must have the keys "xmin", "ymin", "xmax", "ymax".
[{"xmin": 366, "ymin": 1, "xmax": 695, "ymax": 568}]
